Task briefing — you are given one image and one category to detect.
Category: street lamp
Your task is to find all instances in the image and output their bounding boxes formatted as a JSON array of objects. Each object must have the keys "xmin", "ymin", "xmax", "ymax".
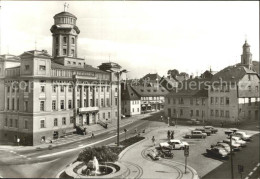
[
  {"xmin": 225, "ymin": 131, "xmax": 234, "ymax": 179},
  {"xmin": 114, "ymin": 69, "xmax": 128, "ymax": 146}
]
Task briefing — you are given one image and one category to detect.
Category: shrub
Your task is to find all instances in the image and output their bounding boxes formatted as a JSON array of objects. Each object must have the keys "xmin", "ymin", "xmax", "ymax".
[{"xmin": 77, "ymin": 146, "xmax": 118, "ymax": 164}]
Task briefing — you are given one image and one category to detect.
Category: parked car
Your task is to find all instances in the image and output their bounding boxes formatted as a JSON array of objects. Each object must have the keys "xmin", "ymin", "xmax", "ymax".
[
  {"xmin": 224, "ymin": 128, "xmax": 238, "ymax": 135},
  {"xmin": 206, "ymin": 147, "xmax": 229, "ymax": 159},
  {"xmin": 222, "ymin": 139, "xmax": 241, "ymax": 151},
  {"xmin": 212, "ymin": 142, "xmax": 231, "ymax": 154},
  {"xmin": 187, "ymin": 119, "xmax": 200, "ymax": 125},
  {"xmin": 184, "ymin": 130, "xmax": 207, "ymax": 139},
  {"xmin": 234, "ymin": 131, "xmax": 252, "ymax": 141},
  {"xmin": 204, "ymin": 126, "xmax": 218, "ymax": 134},
  {"xmin": 231, "ymin": 136, "xmax": 246, "ymax": 147},
  {"xmin": 160, "ymin": 139, "xmax": 189, "ymax": 150},
  {"xmin": 147, "ymin": 149, "xmax": 160, "ymax": 160},
  {"xmin": 195, "ymin": 128, "xmax": 211, "ymax": 136}
]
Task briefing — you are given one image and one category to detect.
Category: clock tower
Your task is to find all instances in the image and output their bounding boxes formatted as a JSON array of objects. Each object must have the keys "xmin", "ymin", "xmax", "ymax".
[
  {"xmin": 240, "ymin": 40, "xmax": 253, "ymax": 70},
  {"xmin": 50, "ymin": 7, "xmax": 80, "ymax": 58}
]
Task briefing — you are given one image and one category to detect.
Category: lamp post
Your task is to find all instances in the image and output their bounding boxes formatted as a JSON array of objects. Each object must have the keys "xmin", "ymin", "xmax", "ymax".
[
  {"xmin": 225, "ymin": 131, "xmax": 234, "ymax": 179},
  {"xmin": 115, "ymin": 69, "xmax": 127, "ymax": 146}
]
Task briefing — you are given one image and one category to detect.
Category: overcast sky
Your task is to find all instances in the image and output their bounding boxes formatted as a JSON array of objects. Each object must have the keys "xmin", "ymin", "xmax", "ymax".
[{"xmin": 0, "ymin": 1, "xmax": 259, "ymax": 78}]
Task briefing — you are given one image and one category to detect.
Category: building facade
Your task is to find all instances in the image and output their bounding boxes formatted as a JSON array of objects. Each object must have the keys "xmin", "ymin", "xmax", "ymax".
[
  {"xmin": 164, "ymin": 41, "xmax": 260, "ymax": 123},
  {"xmin": 0, "ymin": 10, "xmax": 121, "ymax": 145}
]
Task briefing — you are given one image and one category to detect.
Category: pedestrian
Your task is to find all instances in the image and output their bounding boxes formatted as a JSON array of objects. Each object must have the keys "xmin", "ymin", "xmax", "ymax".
[
  {"xmin": 167, "ymin": 130, "xmax": 170, "ymax": 140},
  {"xmin": 152, "ymin": 136, "xmax": 156, "ymax": 146},
  {"xmin": 91, "ymin": 132, "xmax": 95, "ymax": 138},
  {"xmin": 171, "ymin": 131, "xmax": 174, "ymax": 139}
]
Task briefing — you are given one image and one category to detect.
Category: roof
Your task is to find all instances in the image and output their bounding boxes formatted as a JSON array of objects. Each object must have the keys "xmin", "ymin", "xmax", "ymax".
[
  {"xmin": 141, "ymin": 73, "xmax": 161, "ymax": 81},
  {"xmin": 167, "ymin": 78, "xmax": 210, "ymax": 97},
  {"xmin": 98, "ymin": 62, "xmax": 122, "ymax": 72},
  {"xmin": 20, "ymin": 50, "xmax": 52, "ymax": 59},
  {"xmin": 211, "ymin": 65, "xmax": 257, "ymax": 83},
  {"xmin": 54, "ymin": 11, "xmax": 77, "ymax": 19},
  {"xmin": 252, "ymin": 61, "xmax": 259, "ymax": 74},
  {"xmin": 159, "ymin": 76, "xmax": 178, "ymax": 92},
  {"xmin": 51, "ymin": 62, "xmax": 109, "ymax": 74},
  {"xmin": 131, "ymin": 86, "xmax": 169, "ymax": 97},
  {"xmin": 0, "ymin": 54, "xmax": 20, "ymax": 62},
  {"xmin": 121, "ymin": 84, "xmax": 140, "ymax": 100}
]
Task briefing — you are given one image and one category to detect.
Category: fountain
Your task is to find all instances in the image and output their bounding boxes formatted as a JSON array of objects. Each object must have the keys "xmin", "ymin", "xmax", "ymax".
[{"xmin": 93, "ymin": 156, "xmax": 100, "ymax": 175}]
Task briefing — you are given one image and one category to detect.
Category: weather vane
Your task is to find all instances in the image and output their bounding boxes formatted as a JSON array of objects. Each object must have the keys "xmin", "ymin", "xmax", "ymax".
[{"xmin": 64, "ymin": 2, "xmax": 69, "ymax": 12}]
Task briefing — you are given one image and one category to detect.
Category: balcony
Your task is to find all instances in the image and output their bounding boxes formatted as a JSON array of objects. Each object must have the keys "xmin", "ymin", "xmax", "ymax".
[{"xmin": 78, "ymin": 106, "xmax": 99, "ymax": 113}]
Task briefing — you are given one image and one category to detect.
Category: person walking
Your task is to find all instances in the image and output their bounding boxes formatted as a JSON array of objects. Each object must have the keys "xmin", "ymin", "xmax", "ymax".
[
  {"xmin": 171, "ymin": 131, "xmax": 174, "ymax": 139},
  {"xmin": 167, "ymin": 130, "xmax": 170, "ymax": 140},
  {"xmin": 152, "ymin": 136, "xmax": 156, "ymax": 146},
  {"xmin": 91, "ymin": 132, "xmax": 95, "ymax": 138}
]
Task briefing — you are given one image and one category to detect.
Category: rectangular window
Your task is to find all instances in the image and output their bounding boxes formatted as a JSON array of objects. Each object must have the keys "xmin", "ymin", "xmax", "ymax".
[
  {"xmin": 248, "ymin": 74, "xmax": 251, "ymax": 81},
  {"xmin": 115, "ymin": 88, "xmax": 118, "ymax": 92},
  {"xmin": 96, "ymin": 99, "xmax": 99, "ymax": 106},
  {"xmin": 215, "ymin": 110, "xmax": 219, "ymax": 117},
  {"xmin": 225, "ymin": 111, "xmax": 229, "ymax": 118},
  {"xmin": 40, "ymin": 101, "xmax": 45, "ymax": 111},
  {"xmin": 220, "ymin": 97, "xmax": 224, "ymax": 105},
  {"xmin": 53, "ymin": 86, "xmax": 57, "ymax": 92},
  {"xmin": 52, "ymin": 100, "xmax": 56, "ymax": 110},
  {"xmin": 12, "ymin": 98, "xmax": 15, "ymax": 110},
  {"xmin": 168, "ymin": 98, "xmax": 171, "ymax": 104},
  {"xmin": 62, "ymin": 117, "xmax": 66, "ymax": 125},
  {"xmin": 226, "ymin": 97, "xmax": 230, "ymax": 105},
  {"xmin": 63, "ymin": 49, "xmax": 67, "ymax": 55},
  {"xmin": 196, "ymin": 98, "xmax": 199, "ymax": 105},
  {"xmin": 101, "ymin": 87, "xmax": 104, "ymax": 92},
  {"xmin": 63, "ymin": 37, "xmax": 67, "ymax": 44},
  {"xmin": 68, "ymin": 86, "xmax": 72, "ymax": 92},
  {"xmin": 180, "ymin": 109, "xmax": 183, "ymax": 116},
  {"xmin": 24, "ymin": 120, "xmax": 28, "ymax": 129},
  {"xmin": 70, "ymin": 117, "xmax": 74, "ymax": 124},
  {"xmin": 132, "ymin": 108, "xmax": 134, "ymax": 112},
  {"xmin": 7, "ymin": 86, "xmax": 10, "ymax": 93},
  {"xmin": 54, "ymin": 118, "xmax": 58, "ymax": 126},
  {"xmin": 71, "ymin": 49, "xmax": 75, "ymax": 57},
  {"xmin": 211, "ymin": 109, "xmax": 214, "ymax": 116},
  {"xmin": 248, "ymin": 98, "xmax": 251, "ymax": 106},
  {"xmin": 220, "ymin": 110, "xmax": 224, "ymax": 117},
  {"xmin": 77, "ymin": 99, "xmax": 80, "ymax": 108},
  {"xmin": 100, "ymin": 99, "xmax": 104, "ymax": 107},
  {"xmin": 25, "ymin": 65, "xmax": 29, "ymax": 70},
  {"xmin": 40, "ymin": 120, "xmax": 45, "ymax": 128},
  {"xmin": 137, "ymin": 108, "xmax": 139, "ymax": 112},
  {"xmin": 15, "ymin": 119, "xmax": 18, "ymax": 128},
  {"xmin": 115, "ymin": 98, "xmax": 118, "ymax": 106},
  {"xmin": 5, "ymin": 118, "xmax": 8, "ymax": 126},
  {"xmin": 10, "ymin": 119, "xmax": 13, "ymax": 127},
  {"xmin": 108, "ymin": 112, "xmax": 111, "ymax": 118},
  {"xmin": 60, "ymin": 100, "xmax": 65, "ymax": 109},
  {"xmin": 60, "ymin": 86, "xmax": 64, "ymax": 92},
  {"xmin": 7, "ymin": 98, "xmax": 9, "ymax": 110},
  {"xmin": 41, "ymin": 86, "xmax": 45, "ymax": 93},
  {"xmin": 103, "ymin": 113, "xmax": 105, "ymax": 119},
  {"xmin": 196, "ymin": 110, "xmax": 199, "ymax": 117},
  {"xmin": 68, "ymin": 100, "xmax": 72, "ymax": 109},
  {"xmin": 215, "ymin": 97, "xmax": 218, "ymax": 104},
  {"xmin": 39, "ymin": 65, "xmax": 46, "ymax": 71},
  {"xmin": 190, "ymin": 110, "xmax": 193, "ymax": 117},
  {"xmin": 106, "ymin": 98, "xmax": 110, "ymax": 106},
  {"xmin": 24, "ymin": 101, "xmax": 28, "ymax": 112},
  {"xmin": 107, "ymin": 87, "xmax": 110, "ymax": 92}
]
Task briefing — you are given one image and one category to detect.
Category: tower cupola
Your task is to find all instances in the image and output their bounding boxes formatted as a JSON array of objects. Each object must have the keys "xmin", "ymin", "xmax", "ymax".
[
  {"xmin": 241, "ymin": 40, "xmax": 253, "ymax": 70},
  {"xmin": 50, "ymin": 4, "xmax": 80, "ymax": 58}
]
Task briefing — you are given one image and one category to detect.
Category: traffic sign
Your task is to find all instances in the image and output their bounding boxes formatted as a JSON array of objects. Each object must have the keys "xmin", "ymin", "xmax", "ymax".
[{"xmin": 184, "ymin": 146, "xmax": 189, "ymax": 157}]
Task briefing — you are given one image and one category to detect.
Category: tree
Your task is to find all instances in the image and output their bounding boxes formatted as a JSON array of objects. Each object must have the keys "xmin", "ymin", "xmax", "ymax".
[
  {"xmin": 179, "ymin": 72, "xmax": 189, "ymax": 78},
  {"xmin": 167, "ymin": 69, "xmax": 179, "ymax": 78}
]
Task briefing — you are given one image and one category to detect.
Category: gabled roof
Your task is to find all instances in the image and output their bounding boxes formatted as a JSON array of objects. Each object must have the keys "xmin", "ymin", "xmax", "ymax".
[
  {"xmin": 159, "ymin": 76, "xmax": 178, "ymax": 92},
  {"xmin": 211, "ymin": 65, "xmax": 257, "ymax": 83},
  {"xmin": 131, "ymin": 86, "xmax": 169, "ymax": 97},
  {"xmin": 141, "ymin": 73, "xmax": 161, "ymax": 81},
  {"xmin": 167, "ymin": 78, "xmax": 210, "ymax": 97},
  {"xmin": 51, "ymin": 62, "xmax": 108, "ymax": 74},
  {"xmin": 121, "ymin": 84, "xmax": 140, "ymax": 100}
]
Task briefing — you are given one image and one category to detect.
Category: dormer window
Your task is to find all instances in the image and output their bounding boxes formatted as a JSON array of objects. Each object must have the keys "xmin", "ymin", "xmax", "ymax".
[{"xmin": 39, "ymin": 65, "xmax": 46, "ymax": 71}]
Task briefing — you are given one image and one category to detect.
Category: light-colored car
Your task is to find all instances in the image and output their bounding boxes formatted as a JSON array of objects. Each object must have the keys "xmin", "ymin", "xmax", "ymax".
[
  {"xmin": 147, "ymin": 149, "xmax": 160, "ymax": 160},
  {"xmin": 215, "ymin": 142, "xmax": 231, "ymax": 153},
  {"xmin": 222, "ymin": 139, "xmax": 241, "ymax": 150},
  {"xmin": 234, "ymin": 131, "xmax": 252, "ymax": 141},
  {"xmin": 206, "ymin": 147, "xmax": 229, "ymax": 159},
  {"xmin": 160, "ymin": 139, "xmax": 189, "ymax": 150},
  {"xmin": 187, "ymin": 119, "xmax": 200, "ymax": 125},
  {"xmin": 231, "ymin": 136, "xmax": 246, "ymax": 147}
]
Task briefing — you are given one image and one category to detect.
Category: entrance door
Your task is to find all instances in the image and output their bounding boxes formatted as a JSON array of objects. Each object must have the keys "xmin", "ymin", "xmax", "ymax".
[{"xmin": 255, "ymin": 110, "xmax": 259, "ymax": 120}]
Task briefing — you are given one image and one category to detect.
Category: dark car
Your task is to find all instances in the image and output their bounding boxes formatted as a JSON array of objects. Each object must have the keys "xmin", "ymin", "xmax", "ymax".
[
  {"xmin": 195, "ymin": 128, "xmax": 211, "ymax": 136},
  {"xmin": 204, "ymin": 126, "xmax": 218, "ymax": 134},
  {"xmin": 206, "ymin": 147, "xmax": 229, "ymax": 159}
]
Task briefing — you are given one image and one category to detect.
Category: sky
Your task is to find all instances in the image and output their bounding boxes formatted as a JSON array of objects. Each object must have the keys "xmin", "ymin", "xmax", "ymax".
[{"xmin": 0, "ymin": 1, "xmax": 259, "ymax": 79}]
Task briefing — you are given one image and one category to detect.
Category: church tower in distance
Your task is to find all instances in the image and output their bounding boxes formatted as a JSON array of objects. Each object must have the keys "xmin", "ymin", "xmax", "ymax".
[{"xmin": 240, "ymin": 40, "xmax": 253, "ymax": 70}]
